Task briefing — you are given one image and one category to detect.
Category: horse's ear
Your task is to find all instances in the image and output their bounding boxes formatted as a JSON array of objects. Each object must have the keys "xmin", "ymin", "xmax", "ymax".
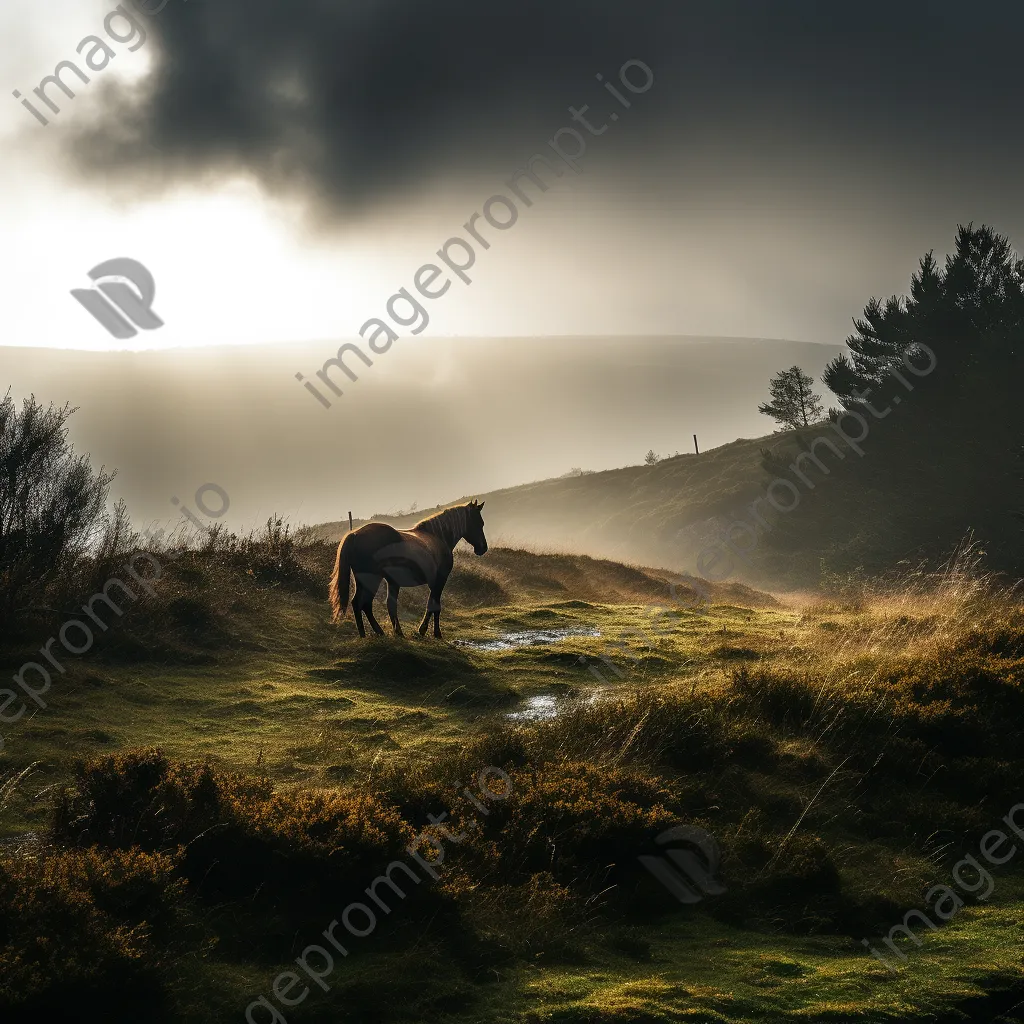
[{"xmin": 478, "ymin": 502, "xmax": 485, "ymax": 510}]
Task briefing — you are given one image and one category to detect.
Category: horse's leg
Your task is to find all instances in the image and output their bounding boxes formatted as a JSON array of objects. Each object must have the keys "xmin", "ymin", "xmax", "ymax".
[
  {"xmin": 385, "ymin": 578, "xmax": 403, "ymax": 637},
  {"xmin": 352, "ymin": 580, "xmax": 368, "ymax": 637},
  {"xmin": 418, "ymin": 606, "xmax": 431, "ymax": 634},
  {"xmin": 418, "ymin": 589, "xmax": 439, "ymax": 636},
  {"xmin": 417, "ymin": 581, "xmax": 434, "ymax": 635},
  {"xmin": 353, "ymin": 573, "xmax": 384, "ymax": 638},
  {"xmin": 361, "ymin": 575, "xmax": 386, "ymax": 636},
  {"xmin": 428, "ymin": 572, "xmax": 450, "ymax": 639}
]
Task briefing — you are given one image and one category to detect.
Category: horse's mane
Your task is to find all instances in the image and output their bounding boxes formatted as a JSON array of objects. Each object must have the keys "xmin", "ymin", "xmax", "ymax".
[{"xmin": 413, "ymin": 504, "xmax": 470, "ymax": 538}]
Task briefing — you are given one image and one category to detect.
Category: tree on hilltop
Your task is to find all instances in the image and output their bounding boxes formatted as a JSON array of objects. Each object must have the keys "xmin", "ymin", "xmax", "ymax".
[
  {"xmin": 759, "ymin": 224, "xmax": 1024, "ymax": 577},
  {"xmin": 758, "ymin": 366, "xmax": 824, "ymax": 430},
  {"xmin": 823, "ymin": 224, "xmax": 1024, "ymax": 414}
]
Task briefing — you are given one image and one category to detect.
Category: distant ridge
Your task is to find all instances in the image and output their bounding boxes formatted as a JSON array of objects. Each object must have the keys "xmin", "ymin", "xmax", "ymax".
[{"xmin": 1, "ymin": 335, "xmax": 845, "ymax": 535}]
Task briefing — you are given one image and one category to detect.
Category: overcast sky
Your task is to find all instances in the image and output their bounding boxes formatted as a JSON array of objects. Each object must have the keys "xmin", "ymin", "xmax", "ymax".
[
  {"xmin": 0, "ymin": 1, "xmax": 1019, "ymax": 527},
  {"xmin": 3, "ymin": 0, "xmax": 1022, "ymax": 351}
]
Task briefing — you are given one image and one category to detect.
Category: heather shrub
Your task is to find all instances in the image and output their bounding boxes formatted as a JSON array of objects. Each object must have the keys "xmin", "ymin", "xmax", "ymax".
[
  {"xmin": 51, "ymin": 749, "xmax": 251, "ymax": 851},
  {"xmin": 480, "ymin": 763, "xmax": 679, "ymax": 889},
  {"xmin": 0, "ymin": 847, "xmax": 186, "ymax": 1021},
  {"xmin": 729, "ymin": 664, "xmax": 823, "ymax": 727},
  {"xmin": 878, "ymin": 651, "xmax": 1024, "ymax": 756},
  {"xmin": 51, "ymin": 748, "xmax": 415, "ymax": 908},
  {"xmin": 455, "ymin": 871, "xmax": 585, "ymax": 963}
]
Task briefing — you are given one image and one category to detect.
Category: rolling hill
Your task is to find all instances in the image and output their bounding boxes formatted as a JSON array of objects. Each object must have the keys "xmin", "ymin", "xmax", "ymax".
[
  {"xmin": 0, "ymin": 336, "xmax": 843, "ymax": 532},
  {"xmin": 303, "ymin": 427, "xmax": 870, "ymax": 590}
]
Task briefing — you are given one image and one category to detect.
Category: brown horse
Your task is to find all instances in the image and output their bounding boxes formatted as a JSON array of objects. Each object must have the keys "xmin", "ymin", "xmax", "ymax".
[{"xmin": 329, "ymin": 501, "xmax": 488, "ymax": 638}]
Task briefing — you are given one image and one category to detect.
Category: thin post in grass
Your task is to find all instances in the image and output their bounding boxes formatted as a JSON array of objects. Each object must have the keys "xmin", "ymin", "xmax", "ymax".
[
  {"xmin": 693, "ymin": 434, "xmax": 700, "ymax": 455},
  {"xmin": 348, "ymin": 511, "xmax": 354, "ymax": 533}
]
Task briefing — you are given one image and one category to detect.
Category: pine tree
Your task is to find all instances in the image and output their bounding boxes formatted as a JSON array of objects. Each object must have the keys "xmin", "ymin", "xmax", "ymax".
[
  {"xmin": 763, "ymin": 224, "xmax": 1024, "ymax": 576},
  {"xmin": 822, "ymin": 224, "xmax": 1024, "ymax": 415},
  {"xmin": 758, "ymin": 366, "xmax": 823, "ymax": 430}
]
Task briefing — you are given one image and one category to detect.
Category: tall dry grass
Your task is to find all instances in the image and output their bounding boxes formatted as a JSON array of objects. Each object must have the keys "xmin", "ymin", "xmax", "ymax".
[{"xmin": 794, "ymin": 537, "xmax": 1023, "ymax": 692}]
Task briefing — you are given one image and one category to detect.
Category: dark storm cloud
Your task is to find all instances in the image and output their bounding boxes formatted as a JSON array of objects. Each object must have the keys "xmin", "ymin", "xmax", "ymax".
[{"xmin": 67, "ymin": 0, "xmax": 1024, "ymax": 215}]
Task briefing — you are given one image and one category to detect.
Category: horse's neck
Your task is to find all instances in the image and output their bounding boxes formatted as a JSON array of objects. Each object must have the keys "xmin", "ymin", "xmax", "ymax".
[{"xmin": 424, "ymin": 507, "xmax": 465, "ymax": 549}]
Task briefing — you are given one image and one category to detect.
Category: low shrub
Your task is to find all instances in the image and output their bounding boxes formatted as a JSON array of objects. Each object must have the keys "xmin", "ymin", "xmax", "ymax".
[
  {"xmin": 879, "ymin": 651, "xmax": 1024, "ymax": 756},
  {"xmin": 52, "ymin": 749, "xmax": 416, "ymax": 909},
  {"xmin": 479, "ymin": 763, "xmax": 678, "ymax": 891},
  {"xmin": 0, "ymin": 847, "xmax": 187, "ymax": 1021},
  {"xmin": 730, "ymin": 665, "xmax": 823, "ymax": 727}
]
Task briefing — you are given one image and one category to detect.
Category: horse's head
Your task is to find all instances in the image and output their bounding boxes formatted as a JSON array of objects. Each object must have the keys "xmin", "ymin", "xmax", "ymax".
[{"xmin": 464, "ymin": 500, "xmax": 488, "ymax": 556}]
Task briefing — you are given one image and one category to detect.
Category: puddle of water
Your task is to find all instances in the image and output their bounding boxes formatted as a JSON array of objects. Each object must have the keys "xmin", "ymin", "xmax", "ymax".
[
  {"xmin": 455, "ymin": 626, "xmax": 601, "ymax": 652},
  {"xmin": 506, "ymin": 688, "xmax": 609, "ymax": 723},
  {"xmin": 455, "ymin": 625, "xmax": 603, "ymax": 722},
  {"xmin": 507, "ymin": 695, "xmax": 560, "ymax": 722}
]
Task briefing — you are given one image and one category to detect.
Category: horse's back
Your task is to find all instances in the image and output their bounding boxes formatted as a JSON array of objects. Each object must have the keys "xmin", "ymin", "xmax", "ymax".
[
  {"xmin": 348, "ymin": 522, "xmax": 403, "ymax": 548},
  {"xmin": 351, "ymin": 523, "xmax": 451, "ymax": 587}
]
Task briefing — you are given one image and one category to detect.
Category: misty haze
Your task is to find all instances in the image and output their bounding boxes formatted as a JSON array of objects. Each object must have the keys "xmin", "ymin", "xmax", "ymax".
[{"xmin": 2, "ymin": 3, "xmax": 1024, "ymax": 1024}]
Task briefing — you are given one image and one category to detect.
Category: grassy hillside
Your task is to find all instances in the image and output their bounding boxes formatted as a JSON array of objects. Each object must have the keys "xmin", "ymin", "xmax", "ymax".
[
  {"xmin": 2, "ymin": 539, "xmax": 1023, "ymax": 1023},
  {"xmin": 303, "ymin": 429, "xmax": 868, "ymax": 589},
  {"xmin": 0, "ymin": 544, "xmax": 770, "ymax": 799}
]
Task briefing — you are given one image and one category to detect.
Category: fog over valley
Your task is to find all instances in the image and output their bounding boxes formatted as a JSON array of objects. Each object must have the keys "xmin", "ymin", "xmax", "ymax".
[{"xmin": 1, "ymin": 335, "xmax": 842, "ymax": 541}]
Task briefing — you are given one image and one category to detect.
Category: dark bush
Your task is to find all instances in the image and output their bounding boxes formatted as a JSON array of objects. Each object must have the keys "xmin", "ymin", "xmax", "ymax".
[
  {"xmin": 729, "ymin": 665, "xmax": 822, "ymax": 728},
  {"xmin": 0, "ymin": 846, "xmax": 185, "ymax": 1021},
  {"xmin": 51, "ymin": 748, "xmax": 418, "ymax": 910},
  {"xmin": 876, "ymin": 650, "xmax": 1024, "ymax": 757},
  {"xmin": 166, "ymin": 595, "xmax": 214, "ymax": 629},
  {"xmin": 480, "ymin": 763, "xmax": 678, "ymax": 889},
  {"xmin": 0, "ymin": 394, "xmax": 114, "ymax": 634}
]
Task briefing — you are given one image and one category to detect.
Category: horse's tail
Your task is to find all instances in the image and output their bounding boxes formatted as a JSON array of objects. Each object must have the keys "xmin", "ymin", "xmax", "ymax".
[{"xmin": 329, "ymin": 535, "xmax": 353, "ymax": 622}]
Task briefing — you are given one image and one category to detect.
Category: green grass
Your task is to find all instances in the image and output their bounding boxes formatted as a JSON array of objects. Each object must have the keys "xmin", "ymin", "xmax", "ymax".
[
  {"xmin": 0, "ymin": 548, "xmax": 779, "ymax": 809},
  {"xmin": 1, "ymin": 543, "xmax": 1023, "ymax": 1023}
]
